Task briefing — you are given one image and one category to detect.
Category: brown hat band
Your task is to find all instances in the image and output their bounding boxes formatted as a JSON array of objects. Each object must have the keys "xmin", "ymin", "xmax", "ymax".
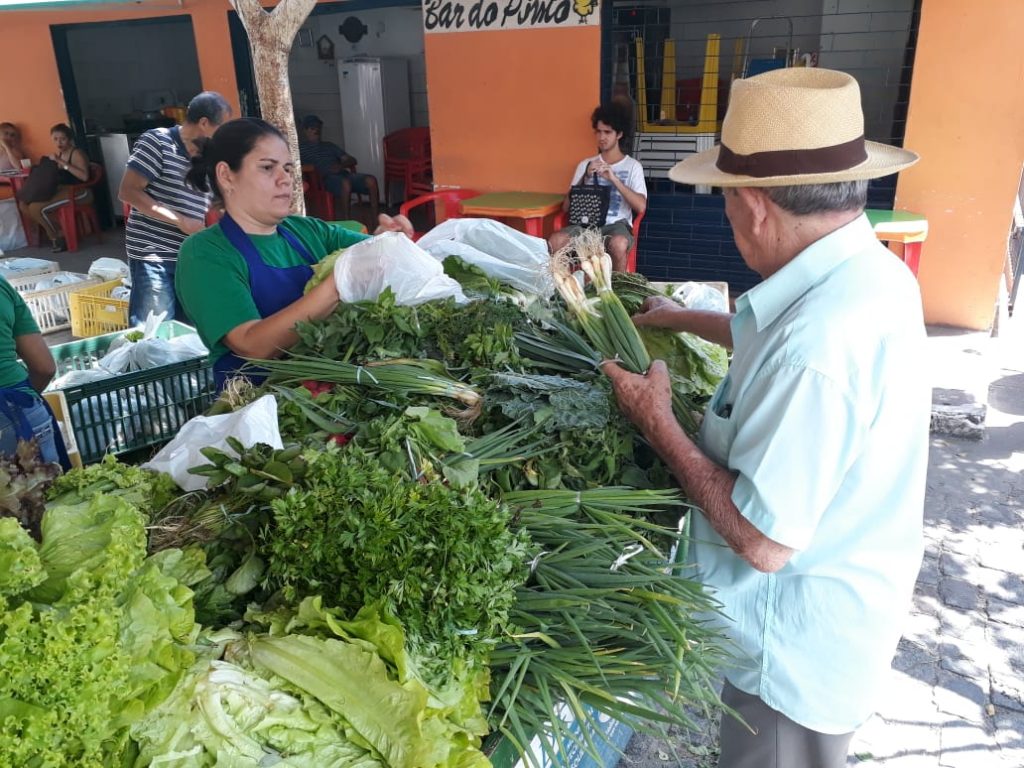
[{"xmin": 716, "ymin": 135, "xmax": 868, "ymax": 178}]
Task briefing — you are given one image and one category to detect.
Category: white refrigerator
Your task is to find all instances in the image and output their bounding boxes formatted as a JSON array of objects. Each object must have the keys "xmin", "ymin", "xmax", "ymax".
[{"xmin": 338, "ymin": 57, "xmax": 411, "ymax": 194}]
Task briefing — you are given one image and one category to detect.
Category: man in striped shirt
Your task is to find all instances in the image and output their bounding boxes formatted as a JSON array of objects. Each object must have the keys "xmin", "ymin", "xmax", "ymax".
[{"xmin": 119, "ymin": 91, "xmax": 232, "ymax": 324}]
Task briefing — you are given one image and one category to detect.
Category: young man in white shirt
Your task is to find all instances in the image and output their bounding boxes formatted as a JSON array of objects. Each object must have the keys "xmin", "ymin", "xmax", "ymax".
[{"xmin": 548, "ymin": 104, "xmax": 647, "ymax": 271}]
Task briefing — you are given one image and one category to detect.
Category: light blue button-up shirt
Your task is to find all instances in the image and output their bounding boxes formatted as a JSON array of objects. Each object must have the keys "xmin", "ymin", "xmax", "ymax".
[{"xmin": 693, "ymin": 214, "xmax": 930, "ymax": 734}]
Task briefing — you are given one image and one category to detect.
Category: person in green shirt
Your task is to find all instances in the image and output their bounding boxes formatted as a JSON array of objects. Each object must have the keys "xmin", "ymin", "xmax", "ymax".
[
  {"xmin": 0, "ymin": 275, "xmax": 60, "ymax": 463},
  {"xmin": 175, "ymin": 117, "xmax": 412, "ymax": 390}
]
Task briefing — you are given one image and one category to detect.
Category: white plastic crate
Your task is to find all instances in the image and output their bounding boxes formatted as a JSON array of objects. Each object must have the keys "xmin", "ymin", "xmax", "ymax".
[
  {"xmin": 0, "ymin": 257, "xmax": 59, "ymax": 281},
  {"xmin": 7, "ymin": 271, "xmax": 104, "ymax": 334}
]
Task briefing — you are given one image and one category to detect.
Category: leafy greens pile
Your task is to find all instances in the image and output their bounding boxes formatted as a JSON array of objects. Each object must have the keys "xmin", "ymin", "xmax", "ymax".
[{"xmin": 0, "ymin": 257, "xmax": 732, "ymax": 768}]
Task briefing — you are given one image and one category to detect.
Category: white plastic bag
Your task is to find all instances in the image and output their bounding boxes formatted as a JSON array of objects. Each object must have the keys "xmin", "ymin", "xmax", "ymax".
[
  {"xmin": 143, "ymin": 394, "xmax": 283, "ymax": 492},
  {"xmin": 88, "ymin": 257, "xmax": 130, "ymax": 281},
  {"xmin": 333, "ymin": 231, "xmax": 467, "ymax": 305},
  {"xmin": 0, "ymin": 200, "xmax": 28, "ymax": 254},
  {"xmin": 100, "ymin": 311, "xmax": 207, "ymax": 374},
  {"xmin": 416, "ymin": 218, "xmax": 555, "ymax": 297},
  {"xmin": 33, "ymin": 272, "xmax": 85, "ymax": 291},
  {"xmin": 671, "ymin": 281, "xmax": 729, "ymax": 313}
]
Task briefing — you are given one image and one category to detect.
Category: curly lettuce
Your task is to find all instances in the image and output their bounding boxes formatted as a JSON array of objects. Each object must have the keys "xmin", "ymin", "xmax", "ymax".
[{"xmin": 0, "ymin": 496, "xmax": 201, "ymax": 766}]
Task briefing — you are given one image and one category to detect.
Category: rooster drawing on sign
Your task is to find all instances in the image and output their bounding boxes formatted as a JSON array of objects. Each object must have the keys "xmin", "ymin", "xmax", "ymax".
[{"xmin": 574, "ymin": 0, "xmax": 596, "ymax": 23}]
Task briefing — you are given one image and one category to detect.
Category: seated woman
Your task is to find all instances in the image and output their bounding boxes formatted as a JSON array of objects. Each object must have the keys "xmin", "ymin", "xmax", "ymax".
[
  {"xmin": 176, "ymin": 117, "xmax": 413, "ymax": 391},
  {"xmin": 16, "ymin": 123, "xmax": 91, "ymax": 252},
  {"xmin": 0, "ymin": 274, "xmax": 65, "ymax": 466},
  {"xmin": 0, "ymin": 122, "xmax": 27, "ymax": 201},
  {"xmin": 0, "ymin": 122, "xmax": 26, "ymax": 170}
]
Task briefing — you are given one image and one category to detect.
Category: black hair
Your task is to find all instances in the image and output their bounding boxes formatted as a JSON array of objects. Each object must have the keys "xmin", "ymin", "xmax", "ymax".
[
  {"xmin": 590, "ymin": 102, "xmax": 631, "ymax": 136},
  {"xmin": 50, "ymin": 123, "xmax": 74, "ymax": 139},
  {"xmin": 186, "ymin": 91, "xmax": 232, "ymax": 126},
  {"xmin": 186, "ymin": 117, "xmax": 285, "ymax": 199}
]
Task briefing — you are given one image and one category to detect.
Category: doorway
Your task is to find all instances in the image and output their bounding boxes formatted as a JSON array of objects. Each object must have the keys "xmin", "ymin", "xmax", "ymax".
[{"xmin": 51, "ymin": 15, "xmax": 203, "ymax": 227}]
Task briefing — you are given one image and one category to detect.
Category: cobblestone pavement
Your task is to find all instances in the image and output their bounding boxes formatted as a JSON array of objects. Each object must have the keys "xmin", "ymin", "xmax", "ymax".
[{"xmin": 623, "ymin": 323, "xmax": 1024, "ymax": 768}]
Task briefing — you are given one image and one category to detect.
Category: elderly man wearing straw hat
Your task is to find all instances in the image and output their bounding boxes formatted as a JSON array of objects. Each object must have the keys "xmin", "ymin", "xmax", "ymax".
[{"xmin": 603, "ymin": 68, "xmax": 929, "ymax": 768}]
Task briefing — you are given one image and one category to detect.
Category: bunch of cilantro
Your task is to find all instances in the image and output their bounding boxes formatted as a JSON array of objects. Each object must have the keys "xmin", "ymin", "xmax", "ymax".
[{"xmin": 261, "ymin": 444, "xmax": 531, "ymax": 682}]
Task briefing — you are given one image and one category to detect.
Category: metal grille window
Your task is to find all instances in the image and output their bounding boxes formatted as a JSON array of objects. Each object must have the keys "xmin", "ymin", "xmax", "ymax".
[{"xmin": 602, "ymin": 0, "xmax": 921, "ymax": 290}]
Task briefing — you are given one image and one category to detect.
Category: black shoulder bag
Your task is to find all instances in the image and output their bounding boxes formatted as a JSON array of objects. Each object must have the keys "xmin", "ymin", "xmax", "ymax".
[
  {"xmin": 567, "ymin": 172, "xmax": 611, "ymax": 229},
  {"xmin": 16, "ymin": 157, "xmax": 60, "ymax": 204}
]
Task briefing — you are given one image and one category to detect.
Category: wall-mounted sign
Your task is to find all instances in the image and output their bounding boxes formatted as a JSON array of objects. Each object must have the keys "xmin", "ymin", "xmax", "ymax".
[{"xmin": 423, "ymin": 0, "xmax": 599, "ymax": 33}]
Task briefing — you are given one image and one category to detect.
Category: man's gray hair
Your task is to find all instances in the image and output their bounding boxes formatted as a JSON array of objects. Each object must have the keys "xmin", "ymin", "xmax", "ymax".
[
  {"xmin": 186, "ymin": 91, "xmax": 232, "ymax": 126},
  {"xmin": 764, "ymin": 180, "xmax": 868, "ymax": 216}
]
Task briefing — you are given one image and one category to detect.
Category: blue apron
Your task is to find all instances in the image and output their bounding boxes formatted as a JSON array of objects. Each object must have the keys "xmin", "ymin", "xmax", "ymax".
[
  {"xmin": 0, "ymin": 380, "xmax": 72, "ymax": 470},
  {"xmin": 213, "ymin": 213, "xmax": 317, "ymax": 391}
]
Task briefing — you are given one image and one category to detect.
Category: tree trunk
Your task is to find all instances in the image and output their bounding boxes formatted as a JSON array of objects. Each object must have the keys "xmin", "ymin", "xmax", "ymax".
[{"xmin": 231, "ymin": 0, "xmax": 316, "ymax": 215}]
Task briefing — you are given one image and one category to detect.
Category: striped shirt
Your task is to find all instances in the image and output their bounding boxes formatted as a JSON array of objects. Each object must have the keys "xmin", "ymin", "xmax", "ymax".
[
  {"xmin": 125, "ymin": 127, "xmax": 209, "ymax": 262},
  {"xmin": 299, "ymin": 139, "xmax": 350, "ymax": 174}
]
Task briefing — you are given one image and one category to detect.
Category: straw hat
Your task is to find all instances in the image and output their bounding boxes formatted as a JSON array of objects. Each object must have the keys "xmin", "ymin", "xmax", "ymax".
[{"xmin": 668, "ymin": 68, "xmax": 919, "ymax": 188}]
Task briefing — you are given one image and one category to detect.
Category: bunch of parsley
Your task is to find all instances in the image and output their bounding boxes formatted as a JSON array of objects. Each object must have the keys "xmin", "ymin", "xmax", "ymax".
[{"xmin": 261, "ymin": 445, "xmax": 531, "ymax": 681}]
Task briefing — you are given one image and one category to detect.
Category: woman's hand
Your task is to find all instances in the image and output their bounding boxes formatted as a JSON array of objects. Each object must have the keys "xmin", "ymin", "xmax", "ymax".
[{"xmin": 373, "ymin": 213, "xmax": 414, "ymax": 238}]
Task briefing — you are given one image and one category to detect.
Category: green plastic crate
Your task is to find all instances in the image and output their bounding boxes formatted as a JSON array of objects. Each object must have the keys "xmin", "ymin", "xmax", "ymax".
[{"xmin": 47, "ymin": 320, "xmax": 215, "ymax": 464}]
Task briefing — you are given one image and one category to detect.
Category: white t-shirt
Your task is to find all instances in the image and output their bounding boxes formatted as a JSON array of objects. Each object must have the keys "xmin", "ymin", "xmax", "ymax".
[{"xmin": 570, "ymin": 154, "xmax": 647, "ymax": 226}]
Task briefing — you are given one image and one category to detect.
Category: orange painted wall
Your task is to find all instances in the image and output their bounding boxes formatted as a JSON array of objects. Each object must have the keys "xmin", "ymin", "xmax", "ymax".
[
  {"xmin": 424, "ymin": 26, "xmax": 601, "ymax": 193},
  {"xmin": 0, "ymin": 1, "xmax": 240, "ymax": 161},
  {"xmin": 896, "ymin": 1, "xmax": 1024, "ymax": 329}
]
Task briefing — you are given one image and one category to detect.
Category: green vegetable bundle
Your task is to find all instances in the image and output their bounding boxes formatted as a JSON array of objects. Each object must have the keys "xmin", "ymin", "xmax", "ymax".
[
  {"xmin": 262, "ymin": 444, "xmax": 531, "ymax": 683},
  {"xmin": 0, "ymin": 495, "xmax": 202, "ymax": 766}
]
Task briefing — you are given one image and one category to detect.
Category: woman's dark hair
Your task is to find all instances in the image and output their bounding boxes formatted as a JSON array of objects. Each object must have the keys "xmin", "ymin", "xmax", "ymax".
[
  {"xmin": 50, "ymin": 123, "xmax": 74, "ymax": 140},
  {"xmin": 186, "ymin": 117, "xmax": 285, "ymax": 199}
]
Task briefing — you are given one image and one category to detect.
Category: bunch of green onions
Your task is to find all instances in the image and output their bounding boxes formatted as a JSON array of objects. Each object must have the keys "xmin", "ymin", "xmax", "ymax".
[
  {"xmin": 253, "ymin": 355, "xmax": 482, "ymax": 407},
  {"xmin": 490, "ymin": 487, "xmax": 730, "ymax": 767},
  {"xmin": 552, "ymin": 229, "xmax": 651, "ymax": 374}
]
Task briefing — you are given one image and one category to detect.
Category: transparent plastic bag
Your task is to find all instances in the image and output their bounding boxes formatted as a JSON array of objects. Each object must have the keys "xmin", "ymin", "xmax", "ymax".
[
  {"xmin": 333, "ymin": 231, "xmax": 467, "ymax": 305},
  {"xmin": 88, "ymin": 257, "xmax": 130, "ymax": 281},
  {"xmin": 100, "ymin": 312, "xmax": 208, "ymax": 374},
  {"xmin": 417, "ymin": 218, "xmax": 554, "ymax": 297},
  {"xmin": 671, "ymin": 281, "xmax": 729, "ymax": 313}
]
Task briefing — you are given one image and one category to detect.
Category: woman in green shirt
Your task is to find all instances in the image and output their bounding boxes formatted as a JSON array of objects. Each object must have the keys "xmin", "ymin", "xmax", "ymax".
[
  {"xmin": 0, "ymin": 275, "xmax": 60, "ymax": 462},
  {"xmin": 176, "ymin": 118, "xmax": 411, "ymax": 390}
]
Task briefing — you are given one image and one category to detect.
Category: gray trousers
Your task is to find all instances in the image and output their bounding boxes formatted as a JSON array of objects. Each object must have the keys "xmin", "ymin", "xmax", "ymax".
[{"xmin": 718, "ymin": 681, "xmax": 855, "ymax": 768}]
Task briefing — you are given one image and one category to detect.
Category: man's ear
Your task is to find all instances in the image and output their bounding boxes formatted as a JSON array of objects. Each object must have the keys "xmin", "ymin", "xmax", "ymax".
[{"xmin": 738, "ymin": 187, "xmax": 770, "ymax": 234}]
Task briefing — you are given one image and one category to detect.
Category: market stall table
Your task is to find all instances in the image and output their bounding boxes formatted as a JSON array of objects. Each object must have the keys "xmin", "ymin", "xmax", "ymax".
[
  {"xmin": 459, "ymin": 191, "xmax": 564, "ymax": 237},
  {"xmin": 865, "ymin": 208, "xmax": 928, "ymax": 277}
]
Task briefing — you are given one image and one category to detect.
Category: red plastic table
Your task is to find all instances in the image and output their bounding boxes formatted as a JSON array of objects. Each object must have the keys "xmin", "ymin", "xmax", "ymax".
[{"xmin": 459, "ymin": 191, "xmax": 564, "ymax": 238}]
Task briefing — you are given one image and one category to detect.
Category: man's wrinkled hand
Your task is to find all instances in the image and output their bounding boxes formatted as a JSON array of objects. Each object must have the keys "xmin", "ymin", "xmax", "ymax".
[
  {"xmin": 601, "ymin": 359, "xmax": 674, "ymax": 437},
  {"xmin": 632, "ymin": 295, "xmax": 683, "ymax": 328},
  {"xmin": 374, "ymin": 214, "xmax": 414, "ymax": 238}
]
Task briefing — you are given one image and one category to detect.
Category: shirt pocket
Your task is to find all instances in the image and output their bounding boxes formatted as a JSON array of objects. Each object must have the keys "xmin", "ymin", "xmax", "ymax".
[{"xmin": 699, "ymin": 377, "xmax": 735, "ymax": 466}]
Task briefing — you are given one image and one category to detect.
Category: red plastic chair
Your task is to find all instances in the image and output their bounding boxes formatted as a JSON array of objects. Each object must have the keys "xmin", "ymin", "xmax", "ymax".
[
  {"xmin": 399, "ymin": 189, "xmax": 479, "ymax": 241},
  {"xmin": 57, "ymin": 162, "xmax": 104, "ymax": 252},
  {"xmin": 383, "ymin": 127, "xmax": 431, "ymax": 204},
  {"xmin": 302, "ymin": 164, "xmax": 335, "ymax": 220},
  {"xmin": 552, "ymin": 210, "xmax": 646, "ymax": 272}
]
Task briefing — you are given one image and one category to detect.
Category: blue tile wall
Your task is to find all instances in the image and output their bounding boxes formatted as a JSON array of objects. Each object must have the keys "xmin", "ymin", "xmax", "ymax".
[
  {"xmin": 636, "ymin": 190, "xmax": 760, "ymax": 293},
  {"xmin": 635, "ymin": 179, "xmax": 898, "ymax": 295}
]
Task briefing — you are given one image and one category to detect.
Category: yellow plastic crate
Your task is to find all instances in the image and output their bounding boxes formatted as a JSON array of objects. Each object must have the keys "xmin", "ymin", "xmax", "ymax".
[{"xmin": 69, "ymin": 279, "xmax": 130, "ymax": 338}]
